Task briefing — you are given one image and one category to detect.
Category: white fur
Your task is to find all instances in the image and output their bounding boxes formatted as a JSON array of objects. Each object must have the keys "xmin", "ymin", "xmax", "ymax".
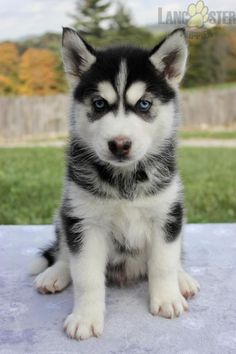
[
  {"xmin": 75, "ymin": 99, "xmax": 176, "ymax": 167},
  {"xmin": 64, "ymin": 227, "xmax": 107, "ymax": 340},
  {"xmin": 35, "ymin": 261, "xmax": 71, "ymax": 294},
  {"xmin": 29, "ymin": 256, "xmax": 48, "ymax": 276},
  {"xmin": 66, "ymin": 174, "xmax": 182, "ymax": 278},
  {"xmin": 98, "ymin": 81, "xmax": 117, "ymax": 104},
  {"xmin": 178, "ymin": 266, "xmax": 200, "ymax": 298},
  {"xmin": 126, "ymin": 81, "xmax": 146, "ymax": 105},
  {"xmin": 148, "ymin": 231, "xmax": 188, "ymax": 318},
  {"xmin": 116, "ymin": 60, "xmax": 127, "ymax": 96},
  {"xmin": 62, "ymin": 174, "xmax": 193, "ymax": 334}
]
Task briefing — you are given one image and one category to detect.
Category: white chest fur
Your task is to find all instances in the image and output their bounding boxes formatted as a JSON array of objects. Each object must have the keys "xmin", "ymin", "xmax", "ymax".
[
  {"xmin": 67, "ymin": 175, "xmax": 180, "ymax": 249},
  {"xmin": 110, "ymin": 203, "xmax": 152, "ymax": 251}
]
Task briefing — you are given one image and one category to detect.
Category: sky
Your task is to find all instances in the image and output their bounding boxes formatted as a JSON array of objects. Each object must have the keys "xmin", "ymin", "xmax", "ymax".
[{"xmin": 0, "ymin": 0, "xmax": 235, "ymax": 41}]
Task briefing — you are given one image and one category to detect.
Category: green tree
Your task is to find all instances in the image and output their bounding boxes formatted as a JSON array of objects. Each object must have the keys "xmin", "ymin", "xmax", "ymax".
[
  {"xmin": 70, "ymin": 0, "xmax": 157, "ymax": 48},
  {"xmin": 71, "ymin": 0, "xmax": 111, "ymax": 38},
  {"xmin": 102, "ymin": 2, "xmax": 158, "ymax": 48},
  {"xmin": 111, "ymin": 2, "xmax": 132, "ymax": 32},
  {"xmin": 183, "ymin": 27, "xmax": 229, "ymax": 87}
]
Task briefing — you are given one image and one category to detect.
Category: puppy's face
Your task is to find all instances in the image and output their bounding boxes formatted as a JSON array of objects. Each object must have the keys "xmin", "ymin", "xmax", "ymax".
[{"xmin": 62, "ymin": 28, "xmax": 188, "ymax": 167}]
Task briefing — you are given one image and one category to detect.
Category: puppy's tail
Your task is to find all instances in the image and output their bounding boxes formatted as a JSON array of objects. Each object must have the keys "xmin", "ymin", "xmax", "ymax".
[{"xmin": 28, "ymin": 242, "xmax": 58, "ymax": 276}]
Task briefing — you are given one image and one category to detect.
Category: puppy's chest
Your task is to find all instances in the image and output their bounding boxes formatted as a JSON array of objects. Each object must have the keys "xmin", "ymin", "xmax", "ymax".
[{"xmin": 110, "ymin": 204, "xmax": 153, "ymax": 250}]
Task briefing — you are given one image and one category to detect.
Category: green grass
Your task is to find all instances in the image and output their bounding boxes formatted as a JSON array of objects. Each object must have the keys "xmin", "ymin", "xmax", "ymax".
[
  {"xmin": 0, "ymin": 148, "xmax": 64, "ymax": 224},
  {"xmin": 0, "ymin": 147, "xmax": 235, "ymax": 224},
  {"xmin": 179, "ymin": 148, "xmax": 236, "ymax": 223},
  {"xmin": 180, "ymin": 131, "xmax": 236, "ymax": 140}
]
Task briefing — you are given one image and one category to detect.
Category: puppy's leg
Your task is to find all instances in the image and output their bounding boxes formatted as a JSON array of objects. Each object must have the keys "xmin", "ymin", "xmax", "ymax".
[
  {"xmin": 148, "ymin": 199, "xmax": 189, "ymax": 319},
  {"xmin": 148, "ymin": 230, "xmax": 188, "ymax": 318},
  {"xmin": 34, "ymin": 221, "xmax": 71, "ymax": 294},
  {"xmin": 64, "ymin": 227, "xmax": 108, "ymax": 340}
]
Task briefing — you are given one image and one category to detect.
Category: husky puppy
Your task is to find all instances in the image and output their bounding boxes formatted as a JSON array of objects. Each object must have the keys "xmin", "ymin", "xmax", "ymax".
[{"xmin": 30, "ymin": 27, "xmax": 200, "ymax": 340}]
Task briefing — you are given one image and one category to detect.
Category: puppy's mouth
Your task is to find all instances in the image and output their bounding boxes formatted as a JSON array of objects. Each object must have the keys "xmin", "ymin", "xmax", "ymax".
[
  {"xmin": 98, "ymin": 153, "xmax": 134, "ymax": 167},
  {"xmin": 108, "ymin": 156, "xmax": 132, "ymax": 166}
]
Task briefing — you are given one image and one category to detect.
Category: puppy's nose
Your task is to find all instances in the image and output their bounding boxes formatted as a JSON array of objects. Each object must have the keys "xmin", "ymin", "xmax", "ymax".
[{"xmin": 108, "ymin": 136, "xmax": 132, "ymax": 158}]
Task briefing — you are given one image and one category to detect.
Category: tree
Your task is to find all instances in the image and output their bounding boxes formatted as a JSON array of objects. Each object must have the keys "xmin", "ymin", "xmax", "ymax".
[
  {"xmin": 18, "ymin": 48, "xmax": 63, "ymax": 95},
  {"xmin": 71, "ymin": 0, "xmax": 111, "ymax": 38},
  {"xmin": 111, "ymin": 2, "xmax": 133, "ymax": 32},
  {"xmin": 70, "ymin": 0, "xmax": 157, "ymax": 48},
  {"xmin": 183, "ymin": 27, "xmax": 229, "ymax": 87},
  {"xmin": 0, "ymin": 42, "xmax": 19, "ymax": 94},
  {"xmin": 226, "ymin": 30, "xmax": 236, "ymax": 82},
  {"xmin": 102, "ymin": 1, "xmax": 157, "ymax": 48}
]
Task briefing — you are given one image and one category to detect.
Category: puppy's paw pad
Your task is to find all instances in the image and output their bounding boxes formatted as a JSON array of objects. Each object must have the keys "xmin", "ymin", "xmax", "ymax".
[
  {"xmin": 150, "ymin": 294, "xmax": 188, "ymax": 319},
  {"xmin": 179, "ymin": 271, "xmax": 200, "ymax": 299},
  {"xmin": 35, "ymin": 265, "xmax": 70, "ymax": 294},
  {"xmin": 64, "ymin": 313, "xmax": 104, "ymax": 340}
]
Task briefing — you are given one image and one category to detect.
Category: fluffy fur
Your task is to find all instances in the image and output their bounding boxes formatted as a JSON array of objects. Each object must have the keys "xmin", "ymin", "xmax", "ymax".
[{"xmin": 30, "ymin": 27, "xmax": 200, "ymax": 340}]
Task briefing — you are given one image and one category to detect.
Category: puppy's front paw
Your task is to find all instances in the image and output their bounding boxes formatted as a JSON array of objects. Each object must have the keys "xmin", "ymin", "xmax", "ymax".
[
  {"xmin": 35, "ymin": 263, "xmax": 71, "ymax": 294},
  {"xmin": 64, "ymin": 312, "xmax": 104, "ymax": 340},
  {"xmin": 150, "ymin": 291, "xmax": 188, "ymax": 319},
  {"xmin": 178, "ymin": 270, "xmax": 200, "ymax": 299}
]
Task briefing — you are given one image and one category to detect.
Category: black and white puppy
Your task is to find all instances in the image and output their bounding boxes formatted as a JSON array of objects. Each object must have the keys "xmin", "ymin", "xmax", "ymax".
[{"xmin": 30, "ymin": 27, "xmax": 200, "ymax": 340}]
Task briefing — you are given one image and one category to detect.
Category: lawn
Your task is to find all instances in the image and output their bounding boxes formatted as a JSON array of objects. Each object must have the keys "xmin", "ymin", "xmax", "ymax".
[
  {"xmin": 180, "ymin": 131, "xmax": 236, "ymax": 140},
  {"xmin": 0, "ymin": 147, "xmax": 235, "ymax": 224}
]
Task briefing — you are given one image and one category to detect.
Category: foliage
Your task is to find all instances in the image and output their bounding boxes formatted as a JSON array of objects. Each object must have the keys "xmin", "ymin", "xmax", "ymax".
[
  {"xmin": 71, "ymin": 0, "xmax": 112, "ymax": 38},
  {"xmin": 17, "ymin": 32, "xmax": 61, "ymax": 55},
  {"xmin": 0, "ymin": 42, "xmax": 67, "ymax": 96},
  {"xmin": 0, "ymin": 42, "xmax": 19, "ymax": 94},
  {"xmin": 0, "ymin": 147, "xmax": 236, "ymax": 224},
  {"xmin": 0, "ymin": 0, "xmax": 236, "ymax": 95},
  {"xmin": 71, "ymin": 0, "xmax": 159, "ymax": 48},
  {"xmin": 18, "ymin": 48, "xmax": 64, "ymax": 95},
  {"xmin": 226, "ymin": 28, "xmax": 236, "ymax": 82},
  {"xmin": 183, "ymin": 27, "xmax": 231, "ymax": 87}
]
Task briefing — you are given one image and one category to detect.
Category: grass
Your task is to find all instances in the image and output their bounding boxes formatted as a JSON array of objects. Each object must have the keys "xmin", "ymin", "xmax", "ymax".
[
  {"xmin": 0, "ymin": 147, "xmax": 235, "ymax": 224},
  {"xmin": 179, "ymin": 148, "xmax": 236, "ymax": 223},
  {"xmin": 180, "ymin": 131, "xmax": 236, "ymax": 140}
]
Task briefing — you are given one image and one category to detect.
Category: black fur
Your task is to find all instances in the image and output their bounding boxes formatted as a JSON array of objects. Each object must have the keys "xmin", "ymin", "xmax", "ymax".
[
  {"xmin": 164, "ymin": 202, "xmax": 184, "ymax": 242},
  {"xmin": 39, "ymin": 223, "xmax": 61, "ymax": 266},
  {"xmin": 74, "ymin": 46, "xmax": 176, "ymax": 114},
  {"xmin": 112, "ymin": 236, "xmax": 141, "ymax": 257},
  {"xmin": 106, "ymin": 262, "xmax": 127, "ymax": 286},
  {"xmin": 40, "ymin": 240, "xmax": 58, "ymax": 266},
  {"xmin": 67, "ymin": 138, "xmax": 176, "ymax": 200},
  {"xmin": 61, "ymin": 207, "xmax": 84, "ymax": 253}
]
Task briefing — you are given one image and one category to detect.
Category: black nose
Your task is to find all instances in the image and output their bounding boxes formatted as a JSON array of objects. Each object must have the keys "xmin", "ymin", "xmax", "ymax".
[{"xmin": 108, "ymin": 137, "xmax": 132, "ymax": 158}]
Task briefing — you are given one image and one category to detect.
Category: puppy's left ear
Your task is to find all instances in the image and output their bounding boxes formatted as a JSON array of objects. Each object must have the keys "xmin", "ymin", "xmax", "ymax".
[
  {"xmin": 149, "ymin": 28, "xmax": 188, "ymax": 86},
  {"xmin": 61, "ymin": 27, "xmax": 96, "ymax": 86}
]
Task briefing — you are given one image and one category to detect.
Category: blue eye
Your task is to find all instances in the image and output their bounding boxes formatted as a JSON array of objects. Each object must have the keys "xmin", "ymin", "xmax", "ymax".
[
  {"xmin": 137, "ymin": 99, "xmax": 152, "ymax": 112},
  {"xmin": 93, "ymin": 99, "xmax": 107, "ymax": 111}
]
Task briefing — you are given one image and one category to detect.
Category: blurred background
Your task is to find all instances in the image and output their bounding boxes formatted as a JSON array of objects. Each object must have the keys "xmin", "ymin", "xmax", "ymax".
[{"xmin": 0, "ymin": 0, "xmax": 235, "ymax": 224}]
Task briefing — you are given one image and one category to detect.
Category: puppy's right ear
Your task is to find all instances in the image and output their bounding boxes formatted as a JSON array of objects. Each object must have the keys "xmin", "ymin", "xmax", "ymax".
[{"xmin": 62, "ymin": 27, "xmax": 96, "ymax": 86}]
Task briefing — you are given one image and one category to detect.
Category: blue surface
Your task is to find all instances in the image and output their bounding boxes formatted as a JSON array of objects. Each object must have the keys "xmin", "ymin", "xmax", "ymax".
[{"xmin": 0, "ymin": 224, "xmax": 236, "ymax": 354}]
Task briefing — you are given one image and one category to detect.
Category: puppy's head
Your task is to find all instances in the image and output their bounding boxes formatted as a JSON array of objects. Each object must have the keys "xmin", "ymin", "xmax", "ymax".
[{"xmin": 62, "ymin": 28, "xmax": 188, "ymax": 167}]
